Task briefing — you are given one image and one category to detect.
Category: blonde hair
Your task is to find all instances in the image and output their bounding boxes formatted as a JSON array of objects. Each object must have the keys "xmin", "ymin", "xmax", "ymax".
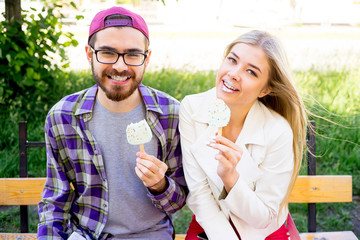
[{"xmin": 224, "ymin": 30, "xmax": 308, "ymax": 215}]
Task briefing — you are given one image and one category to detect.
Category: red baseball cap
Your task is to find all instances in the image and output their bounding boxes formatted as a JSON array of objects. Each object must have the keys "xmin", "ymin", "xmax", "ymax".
[{"xmin": 88, "ymin": 6, "xmax": 149, "ymax": 43}]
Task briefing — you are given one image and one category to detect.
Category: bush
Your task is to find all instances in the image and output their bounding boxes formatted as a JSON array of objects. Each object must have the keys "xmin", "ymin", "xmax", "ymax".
[{"xmin": 0, "ymin": 2, "xmax": 81, "ymax": 121}]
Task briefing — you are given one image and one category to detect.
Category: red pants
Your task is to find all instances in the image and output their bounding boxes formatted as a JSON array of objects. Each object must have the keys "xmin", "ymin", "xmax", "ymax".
[{"xmin": 185, "ymin": 215, "xmax": 289, "ymax": 240}]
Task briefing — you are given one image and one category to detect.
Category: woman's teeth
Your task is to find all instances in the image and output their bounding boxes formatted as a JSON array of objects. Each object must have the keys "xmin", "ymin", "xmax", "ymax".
[
  {"xmin": 223, "ymin": 80, "xmax": 238, "ymax": 92},
  {"xmin": 222, "ymin": 84, "xmax": 232, "ymax": 92},
  {"xmin": 111, "ymin": 75, "xmax": 130, "ymax": 81}
]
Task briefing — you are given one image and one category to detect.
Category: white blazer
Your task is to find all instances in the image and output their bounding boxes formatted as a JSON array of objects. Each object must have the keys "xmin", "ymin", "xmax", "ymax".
[{"xmin": 179, "ymin": 88, "xmax": 294, "ymax": 240}]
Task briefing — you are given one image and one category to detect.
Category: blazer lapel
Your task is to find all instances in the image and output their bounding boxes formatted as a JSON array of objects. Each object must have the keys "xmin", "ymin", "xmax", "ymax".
[
  {"xmin": 234, "ymin": 101, "xmax": 267, "ymax": 184},
  {"xmin": 187, "ymin": 88, "xmax": 226, "ymax": 192},
  {"xmin": 190, "ymin": 124, "xmax": 225, "ymax": 192}
]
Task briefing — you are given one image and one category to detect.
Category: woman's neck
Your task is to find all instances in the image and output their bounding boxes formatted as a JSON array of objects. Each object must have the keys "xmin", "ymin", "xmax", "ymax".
[{"xmin": 222, "ymin": 104, "xmax": 251, "ymax": 142}]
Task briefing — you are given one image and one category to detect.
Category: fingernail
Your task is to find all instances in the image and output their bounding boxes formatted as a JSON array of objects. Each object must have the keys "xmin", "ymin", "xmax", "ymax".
[{"xmin": 205, "ymin": 141, "xmax": 214, "ymax": 147}]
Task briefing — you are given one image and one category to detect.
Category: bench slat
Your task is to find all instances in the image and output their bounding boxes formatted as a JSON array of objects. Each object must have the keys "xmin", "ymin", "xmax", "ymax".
[
  {"xmin": 0, "ymin": 175, "xmax": 353, "ymax": 205},
  {"xmin": 0, "ymin": 176, "xmax": 356, "ymax": 239},
  {"xmin": 289, "ymin": 175, "xmax": 352, "ymax": 203},
  {"xmin": 0, "ymin": 233, "xmax": 37, "ymax": 240},
  {"xmin": 0, "ymin": 232, "xmax": 358, "ymax": 240},
  {"xmin": 300, "ymin": 231, "xmax": 358, "ymax": 240},
  {"xmin": 0, "ymin": 233, "xmax": 187, "ymax": 240},
  {"xmin": 175, "ymin": 234, "xmax": 186, "ymax": 240},
  {"xmin": 0, "ymin": 178, "xmax": 45, "ymax": 205}
]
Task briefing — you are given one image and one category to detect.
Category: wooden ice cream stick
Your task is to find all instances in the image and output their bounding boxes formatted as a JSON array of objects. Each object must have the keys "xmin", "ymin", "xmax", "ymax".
[
  {"xmin": 140, "ymin": 144, "xmax": 145, "ymax": 153},
  {"xmin": 218, "ymin": 127, "xmax": 223, "ymax": 137}
]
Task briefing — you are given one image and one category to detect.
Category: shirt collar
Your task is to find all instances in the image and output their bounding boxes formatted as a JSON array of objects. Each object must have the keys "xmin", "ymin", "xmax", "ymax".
[
  {"xmin": 74, "ymin": 84, "xmax": 98, "ymax": 117},
  {"xmin": 139, "ymin": 84, "xmax": 164, "ymax": 114},
  {"xmin": 237, "ymin": 100, "xmax": 266, "ymax": 146},
  {"xmin": 73, "ymin": 84, "xmax": 164, "ymax": 118}
]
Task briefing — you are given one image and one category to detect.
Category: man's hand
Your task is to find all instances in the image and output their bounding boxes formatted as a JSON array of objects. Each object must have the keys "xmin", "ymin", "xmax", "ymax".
[{"xmin": 135, "ymin": 152, "xmax": 169, "ymax": 194}]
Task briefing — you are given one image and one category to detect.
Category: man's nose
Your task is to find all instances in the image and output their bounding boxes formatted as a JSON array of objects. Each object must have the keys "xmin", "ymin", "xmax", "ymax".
[{"xmin": 112, "ymin": 55, "xmax": 128, "ymax": 71}]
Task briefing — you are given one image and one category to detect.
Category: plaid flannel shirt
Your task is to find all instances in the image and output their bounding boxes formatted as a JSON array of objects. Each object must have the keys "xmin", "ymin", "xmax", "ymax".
[{"xmin": 38, "ymin": 84, "xmax": 187, "ymax": 240}]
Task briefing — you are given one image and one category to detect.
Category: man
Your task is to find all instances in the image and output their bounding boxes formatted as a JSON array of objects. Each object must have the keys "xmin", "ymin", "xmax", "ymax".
[{"xmin": 37, "ymin": 6, "xmax": 187, "ymax": 240}]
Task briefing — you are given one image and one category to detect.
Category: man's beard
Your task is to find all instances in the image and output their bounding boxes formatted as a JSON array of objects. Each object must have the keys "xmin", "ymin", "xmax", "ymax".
[{"xmin": 91, "ymin": 61, "xmax": 143, "ymax": 102}]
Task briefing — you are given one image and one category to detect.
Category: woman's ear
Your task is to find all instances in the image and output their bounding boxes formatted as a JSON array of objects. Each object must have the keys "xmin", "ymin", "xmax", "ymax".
[{"xmin": 259, "ymin": 87, "xmax": 271, "ymax": 98}]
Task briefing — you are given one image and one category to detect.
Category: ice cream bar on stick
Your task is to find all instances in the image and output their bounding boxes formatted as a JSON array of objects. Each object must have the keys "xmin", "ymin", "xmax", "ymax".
[
  {"xmin": 126, "ymin": 119, "xmax": 152, "ymax": 153},
  {"xmin": 208, "ymin": 98, "xmax": 231, "ymax": 136}
]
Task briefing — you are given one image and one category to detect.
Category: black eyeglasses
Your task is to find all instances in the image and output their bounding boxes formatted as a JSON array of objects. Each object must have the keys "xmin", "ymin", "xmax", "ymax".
[{"xmin": 90, "ymin": 47, "xmax": 148, "ymax": 66}]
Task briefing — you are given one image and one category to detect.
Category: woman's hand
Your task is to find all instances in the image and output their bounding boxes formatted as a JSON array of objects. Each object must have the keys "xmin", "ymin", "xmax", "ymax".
[{"xmin": 207, "ymin": 135, "xmax": 243, "ymax": 193}]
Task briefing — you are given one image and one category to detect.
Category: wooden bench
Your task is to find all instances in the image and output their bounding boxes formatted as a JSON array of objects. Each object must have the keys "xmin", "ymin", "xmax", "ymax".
[
  {"xmin": 0, "ymin": 121, "xmax": 357, "ymax": 240},
  {"xmin": 0, "ymin": 175, "xmax": 356, "ymax": 240}
]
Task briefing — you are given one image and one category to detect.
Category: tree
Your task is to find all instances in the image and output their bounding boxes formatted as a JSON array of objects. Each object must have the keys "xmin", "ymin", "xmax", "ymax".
[{"xmin": 5, "ymin": 0, "xmax": 21, "ymax": 22}]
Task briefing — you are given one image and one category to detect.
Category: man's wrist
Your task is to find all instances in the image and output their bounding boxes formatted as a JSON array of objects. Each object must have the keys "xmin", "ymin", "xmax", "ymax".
[{"xmin": 148, "ymin": 177, "xmax": 168, "ymax": 195}]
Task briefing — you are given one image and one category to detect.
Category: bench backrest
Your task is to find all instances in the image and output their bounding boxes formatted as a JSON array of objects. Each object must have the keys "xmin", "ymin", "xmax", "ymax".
[
  {"xmin": 0, "ymin": 175, "xmax": 352, "ymax": 206},
  {"xmin": 5, "ymin": 120, "xmax": 353, "ymax": 234}
]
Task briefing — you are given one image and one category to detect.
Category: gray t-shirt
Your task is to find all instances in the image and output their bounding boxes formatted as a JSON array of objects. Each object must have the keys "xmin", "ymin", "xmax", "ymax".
[{"xmin": 87, "ymin": 99, "xmax": 172, "ymax": 240}]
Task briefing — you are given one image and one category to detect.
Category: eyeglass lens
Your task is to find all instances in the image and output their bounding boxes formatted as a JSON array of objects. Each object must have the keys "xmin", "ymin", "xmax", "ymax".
[{"xmin": 96, "ymin": 50, "xmax": 145, "ymax": 66}]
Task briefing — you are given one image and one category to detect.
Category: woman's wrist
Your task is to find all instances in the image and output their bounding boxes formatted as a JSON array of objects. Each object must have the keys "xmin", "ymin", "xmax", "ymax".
[{"xmin": 222, "ymin": 171, "xmax": 239, "ymax": 193}]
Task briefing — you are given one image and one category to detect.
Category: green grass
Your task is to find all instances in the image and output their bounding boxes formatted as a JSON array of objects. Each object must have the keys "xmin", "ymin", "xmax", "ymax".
[
  {"xmin": 143, "ymin": 68, "xmax": 216, "ymax": 101},
  {"xmin": 0, "ymin": 206, "xmax": 38, "ymax": 232},
  {"xmin": 289, "ymin": 202, "xmax": 357, "ymax": 232},
  {"xmin": 0, "ymin": 68, "xmax": 359, "ymax": 236}
]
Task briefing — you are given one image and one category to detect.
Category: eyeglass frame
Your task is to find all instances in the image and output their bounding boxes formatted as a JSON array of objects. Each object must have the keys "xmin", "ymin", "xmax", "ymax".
[{"xmin": 90, "ymin": 46, "xmax": 148, "ymax": 66}]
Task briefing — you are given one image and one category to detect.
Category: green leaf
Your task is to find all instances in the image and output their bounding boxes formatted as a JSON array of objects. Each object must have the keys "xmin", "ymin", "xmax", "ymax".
[
  {"xmin": 33, "ymin": 72, "xmax": 41, "ymax": 80},
  {"xmin": 13, "ymin": 72, "xmax": 22, "ymax": 84},
  {"xmin": 75, "ymin": 15, "xmax": 84, "ymax": 20},
  {"xmin": 26, "ymin": 68, "xmax": 34, "ymax": 79},
  {"xmin": 14, "ymin": 65, "xmax": 21, "ymax": 73},
  {"xmin": 23, "ymin": 77, "xmax": 34, "ymax": 87},
  {"xmin": 6, "ymin": 54, "xmax": 11, "ymax": 63},
  {"xmin": 27, "ymin": 48, "xmax": 34, "ymax": 57},
  {"xmin": 71, "ymin": 39, "xmax": 79, "ymax": 47},
  {"xmin": 63, "ymin": 41, "xmax": 71, "ymax": 47}
]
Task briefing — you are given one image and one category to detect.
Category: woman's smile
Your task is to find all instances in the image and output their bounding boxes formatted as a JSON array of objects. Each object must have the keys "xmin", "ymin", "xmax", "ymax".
[{"xmin": 222, "ymin": 80, "xmax": 239, "ymax": 92}]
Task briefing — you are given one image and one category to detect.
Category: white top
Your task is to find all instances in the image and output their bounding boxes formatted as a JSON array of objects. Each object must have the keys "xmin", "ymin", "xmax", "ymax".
[{"xmin": 179, "ymin": 88, "xmax": 294, "ymax": 240}]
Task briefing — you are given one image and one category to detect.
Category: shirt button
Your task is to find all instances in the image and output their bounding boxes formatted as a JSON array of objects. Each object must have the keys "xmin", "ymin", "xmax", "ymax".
[{"xmin": 103, "ymin": 204, "xmax": 107, "ymax": 208}]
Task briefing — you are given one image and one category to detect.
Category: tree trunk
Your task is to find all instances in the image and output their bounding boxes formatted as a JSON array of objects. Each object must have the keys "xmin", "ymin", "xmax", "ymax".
[{"xmin": 5, "ymin": 0, "xmax": 22, "ymax": 22}]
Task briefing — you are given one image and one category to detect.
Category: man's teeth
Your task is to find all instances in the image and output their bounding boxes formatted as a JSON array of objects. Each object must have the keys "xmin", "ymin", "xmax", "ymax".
[
  {"xmin": 111, "ymin": 75, "xmax": 130, "ymax": 81},
  {"xmin": 223, "ymin": 80, "xmax": 238, "ymax": 91}
]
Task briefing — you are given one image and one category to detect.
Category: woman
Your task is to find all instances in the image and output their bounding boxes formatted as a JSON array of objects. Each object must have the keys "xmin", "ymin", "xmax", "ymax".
[{"xmin": 179, "ymin": 30, "xmax": 307, "ymax": 240}]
